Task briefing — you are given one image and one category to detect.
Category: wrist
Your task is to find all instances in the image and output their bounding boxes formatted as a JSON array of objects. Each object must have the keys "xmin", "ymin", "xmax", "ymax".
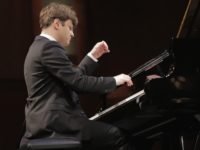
[
  {"xmin": 114, "ymin": 76, "xmax": 120, "ymax": 86},
  {"xmin": 87, "ymin": 52, "xmax": 98, "ymax": 62}
]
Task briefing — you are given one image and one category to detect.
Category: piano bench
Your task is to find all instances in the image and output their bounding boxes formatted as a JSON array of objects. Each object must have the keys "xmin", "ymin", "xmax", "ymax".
[{"xmin": 20, "ymin": 137, "xmax": 82, "ymax": 150}]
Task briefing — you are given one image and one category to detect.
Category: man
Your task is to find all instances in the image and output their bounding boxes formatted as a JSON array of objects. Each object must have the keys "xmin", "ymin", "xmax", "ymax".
[{"xmin": 20, "ymin": 2, "xmax": 134, "ymax": 150}]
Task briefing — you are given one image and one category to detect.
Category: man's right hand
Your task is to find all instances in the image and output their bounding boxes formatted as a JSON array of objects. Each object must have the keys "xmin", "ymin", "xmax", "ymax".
[
  {"xmin": 114, "ymin": 74, "xmax": 133, "ymax": 87},
  {"xmin": 89, "ymin": 41, "xmax": 110, "ymax": 60}
]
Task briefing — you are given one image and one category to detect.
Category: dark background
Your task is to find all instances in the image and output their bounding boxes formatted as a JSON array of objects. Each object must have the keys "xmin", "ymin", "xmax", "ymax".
[{"xmin": 0, "ymin": 0, "xmax": 188, "ymax": 149}]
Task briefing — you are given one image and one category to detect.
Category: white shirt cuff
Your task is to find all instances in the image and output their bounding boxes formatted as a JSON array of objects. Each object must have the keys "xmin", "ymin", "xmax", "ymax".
[
  {"xmin": 87, "ymin": 52, "xmax": 98, "ymax": 62},
  {"xmin": 113, "ymin": 76, "xmax": 120, "ymax": 86}
]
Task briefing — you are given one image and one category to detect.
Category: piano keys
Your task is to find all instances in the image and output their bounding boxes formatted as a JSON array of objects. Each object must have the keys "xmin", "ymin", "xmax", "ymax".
[{"xmin": 89, "ymin": 90, "xmax": 145, "ymax": 121}]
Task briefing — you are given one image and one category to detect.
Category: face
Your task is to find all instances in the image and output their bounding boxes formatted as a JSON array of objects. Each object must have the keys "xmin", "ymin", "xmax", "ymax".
[{"xmin": 56, "ymin": 19, "xmax": 74, "ymax": 47}]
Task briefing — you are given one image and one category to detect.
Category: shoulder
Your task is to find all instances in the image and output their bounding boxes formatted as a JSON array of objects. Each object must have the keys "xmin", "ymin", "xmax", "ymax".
[
  {"xmin": 33, "ymin": 36, "xmax": 62, "ymax": 49},
  {"xmin": 31, "ymin": 36, "xmax": 66, "ymax": 56}
]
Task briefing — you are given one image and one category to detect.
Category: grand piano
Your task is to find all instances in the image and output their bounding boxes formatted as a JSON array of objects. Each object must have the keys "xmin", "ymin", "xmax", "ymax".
[{"xmin": 89, "ymin": 0, "xmax": 200, "ymax": 149}]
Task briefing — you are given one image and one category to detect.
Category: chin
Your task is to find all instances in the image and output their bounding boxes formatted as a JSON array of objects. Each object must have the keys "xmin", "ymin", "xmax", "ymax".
[
  {"xmin": 65, "ymin": 42, "xmax": 70, "ymax": 47},
  {"xmin": 61, "ymin": 42, "xmax": 69, "ymax": 47}
]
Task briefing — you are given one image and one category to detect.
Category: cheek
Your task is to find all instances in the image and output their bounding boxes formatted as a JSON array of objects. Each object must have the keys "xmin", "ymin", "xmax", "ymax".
[
  {"xmin": 67, "ymin": 30, "xmax": 71, "ymax": 36},
  {"xmin": 66, "ymin": 32, "xmax": 71, "ymax": 40},
  {"xmin": 63, "ymin": 30, "xmax": 68, "ymax": 38}
]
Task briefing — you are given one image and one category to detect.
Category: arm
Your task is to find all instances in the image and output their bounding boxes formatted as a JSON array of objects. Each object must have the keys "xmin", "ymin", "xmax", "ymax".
[
  {"xmin": 81, "ymin": 40, "xmax": 133, "ymax": 87},
  {"xmin": 78, "ymin": 55, "xmax": 99, "ymax": 75},
  {"xmin": 41, "ymin": 42, "xmax": 116, "ymax": 94},
  {"xmin": 78, "ymin": 41, "xmax": 110, "ymax": 75}
]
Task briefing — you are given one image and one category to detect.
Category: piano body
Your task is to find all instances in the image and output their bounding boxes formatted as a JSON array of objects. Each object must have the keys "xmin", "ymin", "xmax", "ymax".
[{"xmin": 90, "ymin": 0, "xmax": 200, "ymax": 149}]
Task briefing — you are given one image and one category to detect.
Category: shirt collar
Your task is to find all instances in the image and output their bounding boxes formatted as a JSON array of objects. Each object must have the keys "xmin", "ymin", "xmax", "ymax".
[{"xmin": 40, "ymin": 32, "xmax": 57, "ymax": 41}]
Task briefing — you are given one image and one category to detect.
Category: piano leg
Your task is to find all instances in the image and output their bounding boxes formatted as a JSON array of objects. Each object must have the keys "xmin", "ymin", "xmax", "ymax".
[
  {"xmin": 160, "ymin": 133, "xmax": 182, "ymax": 150},
  {"xmin": 162, "ymin": 131, "xmax": 200, "ymax": 150},
  {"xmin": 193, "ymin": 131, "xmax": 200, "ymax": 150},
  {"xmin": 135, "ymin": 127, "xmax": 200, "ymax": 150},
  {"xmin": 180, "ymin": 136, "xmax": 185, "ymax": 150}
]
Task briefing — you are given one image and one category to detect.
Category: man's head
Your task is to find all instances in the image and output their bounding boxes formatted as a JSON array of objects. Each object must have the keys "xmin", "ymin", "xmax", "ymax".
[{"xmin": 39, "ymin": 2, "xmax": 78, "ymax": 46}]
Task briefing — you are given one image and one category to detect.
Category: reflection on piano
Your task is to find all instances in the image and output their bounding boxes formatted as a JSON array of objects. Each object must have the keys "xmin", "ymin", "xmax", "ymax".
[
  {"xmin": 90, "ymin": 90, "xmax": 145, "ymax": 121},
  {"xmin": 90, "ymin": 0, "xmax": 200, "ymax": 149}
]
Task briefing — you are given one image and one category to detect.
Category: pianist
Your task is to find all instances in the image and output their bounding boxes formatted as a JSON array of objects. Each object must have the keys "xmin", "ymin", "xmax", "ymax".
[{"xmin": 20, "ymin": 2, "xmax": 136, "ymax": 150}]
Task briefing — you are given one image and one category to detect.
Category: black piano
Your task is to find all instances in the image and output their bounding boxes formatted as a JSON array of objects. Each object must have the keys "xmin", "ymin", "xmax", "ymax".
[{"xmin": 89, "ymin": 0, "xmax": 200, "ymax": 149}]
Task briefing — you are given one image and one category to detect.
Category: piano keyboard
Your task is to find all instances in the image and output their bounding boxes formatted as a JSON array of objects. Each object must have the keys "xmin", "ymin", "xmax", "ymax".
[{"xmin": 89, "ymin": 90, "xmax": 145, "ymax": 120}]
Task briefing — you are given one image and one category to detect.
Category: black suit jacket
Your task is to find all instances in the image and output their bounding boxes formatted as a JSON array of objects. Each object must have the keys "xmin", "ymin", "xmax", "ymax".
[{"xmin": 22, "ymin": 36, "xmax": 116, "ymax": 141}]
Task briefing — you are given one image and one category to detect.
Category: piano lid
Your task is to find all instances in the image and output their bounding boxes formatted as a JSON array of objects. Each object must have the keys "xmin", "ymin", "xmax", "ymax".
[
  {"xmin": 169, "ymin": 0, "xmax": 200, "ymax": 73},
  {"xmin": 176, "ymin": 0, "xmax": 200, "ymax": 38}
]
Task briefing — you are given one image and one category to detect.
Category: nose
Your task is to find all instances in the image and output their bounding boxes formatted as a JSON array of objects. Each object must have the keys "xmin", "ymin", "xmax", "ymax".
[{"xmin": 70, "ymin": 30, "xmax": 74, "ymax": 37}]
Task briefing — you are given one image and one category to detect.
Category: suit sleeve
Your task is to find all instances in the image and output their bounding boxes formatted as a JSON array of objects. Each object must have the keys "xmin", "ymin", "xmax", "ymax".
[
  {"xmin": 78, "ymin": 55, "xmax": 98, "ymax": 75},
  {"xmin": 41, "ymin": 43, "xmax": 116, "ymax": 94}
]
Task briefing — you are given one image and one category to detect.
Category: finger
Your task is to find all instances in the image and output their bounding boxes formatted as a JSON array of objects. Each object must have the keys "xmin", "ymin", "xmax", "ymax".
[
  {"xmin": 126, "ymin": 81, "xmax": 131, "ymax": 87},
  {"xmin": 102, "ymin": 41, "xmax": 110, "ymax": 53},
  {"xmin": 127, "ymin": 80, "xmax": 133, "ymax": 86},
  {"xmin": 146, "ymin": 74, "xmax": 161, "ymax": 81}
]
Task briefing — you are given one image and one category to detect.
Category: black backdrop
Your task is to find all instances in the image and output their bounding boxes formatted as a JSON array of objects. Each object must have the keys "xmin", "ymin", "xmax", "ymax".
[{"xmin": 0, "ymin": 0, "xmax": 188, "ymax": 149}]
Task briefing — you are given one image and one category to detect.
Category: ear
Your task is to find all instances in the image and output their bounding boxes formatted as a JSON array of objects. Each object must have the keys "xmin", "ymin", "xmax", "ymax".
[{"xmin": 52, "ymin": 18, "xmax": 60, "ymax": 30}]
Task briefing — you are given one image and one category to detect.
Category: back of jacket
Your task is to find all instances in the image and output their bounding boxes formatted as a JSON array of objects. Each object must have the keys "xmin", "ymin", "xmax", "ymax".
[{"xmin": 23, "ymin": 36, "xmax": 116, "ymax": 139}]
